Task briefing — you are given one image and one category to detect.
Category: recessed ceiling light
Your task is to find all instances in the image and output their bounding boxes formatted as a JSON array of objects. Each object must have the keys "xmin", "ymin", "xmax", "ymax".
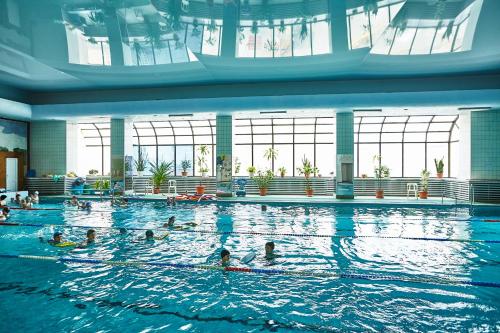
[
  {"xmin": 168, "ymin": 114, "xmax": 193, "ymax": 117},
  {"xmin": 259, "ymin": 111, "xmax": 287, "ymax": 114}
]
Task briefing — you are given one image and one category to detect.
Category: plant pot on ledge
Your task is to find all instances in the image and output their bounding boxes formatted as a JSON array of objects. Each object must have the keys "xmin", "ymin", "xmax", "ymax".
[
  {"xmin": 306, "ymin": 188, "xmax": 313, "ymax": 197},
  {"xmin": 419, "ymin": 191, "xmax": 428, "ymax": 199},
  {"xmin": 153, "ymin": 188, "xmax": 160, "ymax": 194},
  {"xmin": 436, "ymin": 172, "xmax": 443, "ymax": 178},
  {"xmin": 181, "ymin": 171, "xmax": 188, "ymax": 177},
  {"xmin": 376, "ymin": 189, "xmax": 384, "ymax": 199},
  {"xmin": 196, "ymin": 185, "xmax": 205, "ymax": 195},
  {"xmin": 259, "ymin": 188, "xmax": 268, "ymax": 196}
]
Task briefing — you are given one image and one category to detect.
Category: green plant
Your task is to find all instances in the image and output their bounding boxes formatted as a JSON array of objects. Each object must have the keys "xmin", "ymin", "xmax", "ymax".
[
  {"xmin": 0, "ymin": 146, "xmax": 9, "ymax": 152},
  {"xmin": 434, "ymin": 157, "xmax": 444, "ymax": 174},
  {"xmin": 264, "ymin": 147, "xmax": 278, "ymax": 169},
  {"xmin": 181, "ymin": 159, "xmax": 192, "ymax": 172},
  {"xmin": 363, "ymin": 0, "xmax": 378, "ymax": 15},
  {"xmin": 94, "ymin": 179, "xmax": 110, "ymax": 190},
  {"xmin": 135, "ymin": 148, "xmax": 148, "ymax": 172},
  {"xmin": 300, "ymin": 18, "xmax": 308, "ymax": 40},
  {"xmin": 421, "ymin": 169, "xmax": 430, "ymax": 192},
  {"xmin": 89, "ymin": 169, "xmax": 99, "ymax": 175},
  {"xmin": 278, "ymin": 166, "xmax": 286, "ymax": 176},
  {"xmin": 234, "ymin": 157, "xmax": 241, "ymax": 174},
  {"xmin": 149, "ymin": 161, "xmax": 173, "ymax": 189},
  {"xmin": 197, "ymin": 145, "xmax": 209, "ymax": 175},
  {"xmin": 252, "ymin": 169, "xmax": 274, "ymax": 190},
  {"xmin": 296, "ymin": 156, "xmax": 316, "ymax": 178},
  {"xmin": 373, "ymin": 155, "xmax": 390, "ymax": 191},
  {"xmin": 247, "ymin": 166, "xmax": 256, "ymax": 174}
]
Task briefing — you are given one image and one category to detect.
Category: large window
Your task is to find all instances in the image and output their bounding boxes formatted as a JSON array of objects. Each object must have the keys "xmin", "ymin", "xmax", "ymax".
[
  {"xmin": 133, "ymin": 119, "xmax": 216, "ymax": 176},
  {"xmin": 347, "ymin": 0, "xmax": 405, "ymax": 49},
  {"xmin": 237, "ymin": 15, "xmax": 330, "ymax": 58},
  {"xmin": 233, "ymin": 116, "xmax": 335, "ymax": 176},
  {"xmin": 354, "ymin": 115, "xmax": 459, "ymax": 177},
  {"xmin": 370, "ymin": 2, "xmax": 475, "ymax": 55},
  {"xmin": 78, "ymin": 122, "xmax": 110, "ymax": 175}
]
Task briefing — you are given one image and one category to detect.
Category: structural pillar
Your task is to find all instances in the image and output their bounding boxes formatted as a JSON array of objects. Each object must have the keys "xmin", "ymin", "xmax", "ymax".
[
  {"xmin": 335, "ymin": 111, "xmax": 354, "ymax": 199},
  {"xmin": 104, "ymin": 8, "xmax": 125, "ymax": 66},
  {"xmin": 329, "ymin": 0, "xmax": 349, "ymax": 53},
  {"xmin": 215, "ymin": 114, "xmax": 233, "ymax": 196},
  {"xmin": 110, "ymin": 118, "xmax": 133, "ymax": 193},
  {"xmin": 220, "ymin": 1, "xmax": 238, "ymax": 57}
]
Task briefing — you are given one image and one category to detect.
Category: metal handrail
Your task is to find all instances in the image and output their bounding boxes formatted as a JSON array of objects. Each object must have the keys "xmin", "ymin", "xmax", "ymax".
[{"xmin": 469, "ymin": 183, "xmax": 475, "ymax": 206}]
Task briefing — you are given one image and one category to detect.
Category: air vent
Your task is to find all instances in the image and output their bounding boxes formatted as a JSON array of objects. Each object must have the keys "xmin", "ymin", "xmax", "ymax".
[
  {"xmin": 352, "ymin": 108, "xmax": 382, "ymax": 112},
  {"xmin": 458, "ymin": 107, "xmax": 491, "ymax": 111}
]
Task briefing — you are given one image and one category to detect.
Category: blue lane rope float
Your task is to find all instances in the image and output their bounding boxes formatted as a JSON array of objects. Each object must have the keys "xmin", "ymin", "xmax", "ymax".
[
  {"xmin": 0, "ymin": 253, "xmax": 499, "ymax": 289},
  {"xmin": 1, "ymin": 222, "xmax": 499, "ymax": 244}
]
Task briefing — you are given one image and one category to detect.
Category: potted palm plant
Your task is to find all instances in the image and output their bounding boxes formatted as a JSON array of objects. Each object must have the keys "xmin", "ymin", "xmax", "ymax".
[
  {"xmin": 252, "ymin": 169, "xmax": 274, "ymax": 196},
  {"xmin": 181, "ymin": 159, "xmax": 191, "ymax": 177},
  {"xmin": 373, "ymin": 155, "xmax": 390, "ymax": 199},
  {"xmin": 420, "ymin": 169, "xmax": 430, "ymax": 199},
  {"xmin": 234, "ymin": 157, "xmax": 241, "ymax": 175},
  {"xmin": 278, "ymin": 166, "xmax": 286, "ymax": 178},
  {"xmin": 264, "ymin": 147, "xmax": 278, "ymax": 171},
  {"xmin": 135, "ymin": 148, "xmax": 148, "ymax": 176},
  {"xmin": 247, "ymin": 166, "xmax": 256, "ymax": 177},
  {"xmin": 297, "ymin": 156, "xmax": 317, "ymax": 196},
  {"xmin": 94, "ymin": 179, "xmax": 110, "ymax": 196},
  {"xmin": 149, "ymin": 161, "xmax": 173, "ymax": 194},
  {"xmin": 89, "ymin": 169, "xmax": 99, "ymax": 176},
  {"xmin": 434, "ymin": 157, "xmax": 444, "ymax": 178},
  {"xmin": 197, "ymin": 145, "xmax": 210, "ymax": 177}
]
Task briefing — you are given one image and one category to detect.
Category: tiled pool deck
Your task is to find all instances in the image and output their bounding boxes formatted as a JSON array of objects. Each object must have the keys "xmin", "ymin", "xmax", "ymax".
[{"xmin": 45, "ymin": 194, "xmax": 497, "ymax": 207}]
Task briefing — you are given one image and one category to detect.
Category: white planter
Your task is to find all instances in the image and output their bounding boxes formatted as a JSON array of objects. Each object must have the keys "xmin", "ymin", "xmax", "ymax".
[
  {"xmin": 137, "ymin": 171, "xmax": 144, "ymax": 177},
  {"xmin": 201, "ymin": 172, "xmax": 208, "ymax": 178},
  {"xmin": 249, "ymin": 172, "xmax": 254, "ymax": 178}
]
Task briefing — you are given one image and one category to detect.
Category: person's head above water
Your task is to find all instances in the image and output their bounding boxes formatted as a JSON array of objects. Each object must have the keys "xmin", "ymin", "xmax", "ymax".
[
  {"xmin": 15, "ymin": 193, "xmax": 20, "ymax": 199},
  {"xmin": 265, "ymin": 242, "xmax": 275, "ymax": 255},
  {"xmin": 145, "ymin": 230, "xmax": 154, "ymax": 240},
  {"xmin": 86, "ymin": 229, "xmax": 96, "ymax": 242},
  {"xmin": 2, "ymin": 207, "xmax": 10, "ymax": 215},
  {"xmin": 0, "ymin": 195, "xmax": 7, "ymax": 201},
  {"xmin": 261, "ymin": 205, "xmax": 267, "ymax": 212},
  {"xmin": 53, "ymin": 232, "xmax": 63, "ymax": 243},
  {"xmin": 220, "ymin": 249, "xmax": 230, "ymax": 263},
  {"xmin": 119, "ymin": 227, "xmax": 128, "ymax": 235},
  {"xmin": 168, "ymin": 216, "xmax": 175, "ymax": 226}
]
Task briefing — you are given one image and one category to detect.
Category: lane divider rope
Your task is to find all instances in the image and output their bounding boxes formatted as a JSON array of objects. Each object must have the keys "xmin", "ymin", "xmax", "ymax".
[
  {"xmin": 1, "ymin": 222, "xmax": 499, "ymax": 243},
  {"xmin": 0, "ymin": 253, "xmax": 498, "ymax": 289}
]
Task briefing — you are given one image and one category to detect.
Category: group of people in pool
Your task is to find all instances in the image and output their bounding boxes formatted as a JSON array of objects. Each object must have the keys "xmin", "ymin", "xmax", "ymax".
[{"xmin": 0, "ymin": 192, "xmax": 39, "ymax": 211}]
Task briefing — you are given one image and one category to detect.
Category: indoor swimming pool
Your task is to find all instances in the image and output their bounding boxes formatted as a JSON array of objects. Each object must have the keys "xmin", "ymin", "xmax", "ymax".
[{"xmin": 0, "ymin": 200, "xmax": 499, "ymax": 332}]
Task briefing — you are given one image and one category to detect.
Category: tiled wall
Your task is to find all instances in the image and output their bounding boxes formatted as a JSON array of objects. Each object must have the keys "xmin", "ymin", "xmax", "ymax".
[
  {"xmin": 30, "ymin": 120, "xmax": 67, "ymax": 176},
  {"xmin": 216, "ymin": 115, "xmax": 232, "ymax": 158},
  {"xmin": 336, "ymin": 112, "xmax": 354, "ymax": 155},
  {"xmin": 110, "ymin": 118, "xmax": 125, "ymax": 181},
  {"xmin": 458, "ymin": 112, "xmax": 471, "ymax": 180},
  {"xmin": 471, "ymin": 109, "xmax": 500, "ymax": 180}
]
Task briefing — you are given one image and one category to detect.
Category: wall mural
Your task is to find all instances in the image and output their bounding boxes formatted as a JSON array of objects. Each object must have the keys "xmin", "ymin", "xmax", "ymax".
[{"xmin": 0, "ymin": 118, "xmax": 28, "ymax": 152}]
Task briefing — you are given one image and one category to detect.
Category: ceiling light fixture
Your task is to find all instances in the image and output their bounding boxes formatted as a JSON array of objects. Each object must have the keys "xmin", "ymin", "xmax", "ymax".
[
  {"xmin": 457, "ymin": 107, "xmax": 491, "ymax": 111},
  {"xmin": 352, "ymin": 108, "xmax": 382, "ymax": 112},
  {"xmin": 259, "ymin": 111, "xmax": 287, "ymax": 114},
  {"xmin": 168, "ymin": 113, "xmax": 193, "ymax": 117}
]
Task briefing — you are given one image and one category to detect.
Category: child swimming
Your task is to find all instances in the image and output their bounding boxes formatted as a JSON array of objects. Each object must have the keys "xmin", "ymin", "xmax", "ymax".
[
  {"xmin": 39, "ymin": 232, "xmax": 77, "ymax": 248},
  {"xmin": 0, "ymin": 195, "xmax": 7, "ymax": 206},
  {"xmin": 77, "ymin": 229, "xmax": 96, "ymax": 248},
  {"xmin": 141, "ymin": 229, "xmax": 168, "ymax": 242},
  {"xmin": 265, "ymin": 241, "xmax": 281, "ymax": 260},
  {"xmin": 0, "ymin": 207, "xmax": 10, "ymax": 221},
  {"xmin": 220, "ymin": 249, "xmax": 230, "ymax": 266}
]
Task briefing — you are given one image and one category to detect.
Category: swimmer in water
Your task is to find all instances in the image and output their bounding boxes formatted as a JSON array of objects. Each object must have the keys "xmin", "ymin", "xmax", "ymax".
[
  {"xmin": 77, "ymin": 229, "xmax": 96, "ymax": 248},
  {"xmin": 79, "ymin": 201, "xmax": 92, "ymax": 210},
  {"xmin": 166, "ymin": 197, "xmax": 176, "ymax": 206},
  {"xmin": 162, "ymin": 216, "xmax": 197, "ymax": 229},
  {"xmin": 30, "ymin": 191, "xmax": 40, "ymax": 204},
  {"xmin": 220, "ymin": 249, "xmax": 230, "ymax": 266},
  {"xmin": 163, "ymin": 216, "xmax": 176, "ymax": 228},
  {"xmin": 112, "ymin": 197, "xmax": 128, "ymax": 207},
  {"xmin": 39, "ymin": 232, "xmax": 62, "ymax": 245},
  {"xmin": 13, "ymin": 193, "xmax": 21, "ymax": 205},
  {"xmin": 0, "ymin": 207, "xmax": 10, "ymax": 221},
  {"xmin": 264, "ymin": 241, "xmax": 281, "ymax": 260},
  {"xmin": 69, "ymin": 196, "xmax": 79, "ymax": 206},
  {"xmin": 141, "ymin": 229, "xmax": 168, "ymax": 242},
  {"xmin": 0, "ymin": 195, "xmax": 7, "ymax": 206},
  {"xmin": 20, "ymin": 197, "xmax": 32, "ymax": 209},
  {"xmin": 118, "ymin": 227, "xmax": 130, "ymax": 236},
  {"xmin": 261, "ymin": 205, "xmax": 267, "ymax": 212}
]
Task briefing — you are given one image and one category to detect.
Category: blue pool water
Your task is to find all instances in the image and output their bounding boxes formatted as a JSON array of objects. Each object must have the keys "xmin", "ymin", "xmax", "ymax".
[{"xmin": 0, "ymin": 199, "xmax": 499, "ymax": 332}]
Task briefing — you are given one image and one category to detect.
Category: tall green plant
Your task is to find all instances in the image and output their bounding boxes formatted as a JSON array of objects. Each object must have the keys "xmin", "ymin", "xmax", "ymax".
[
  {"xmin": 373, "ymin": 155, "xmax": 390, "ymax": 191},
  {"xmin": 135, "ymin": 148, "xmax": 148, "ymax": 172},
  {"xmin": 421, "ymin": 169, "xmax": 430, "ymax": 192},
  {"xmin": 434, "ymin": 157, "xmax": 444, "ymax": 174},
  {"xmin": 297, "ymin": 156, "xmax": 317, "ymax": 178},
  {"xmin": 264, "ymin": 147, "xmax": 278, "ymax": 170},
  {"xmin": 149, "ymin": 161, "xmax": 173, "ymax": 189}
]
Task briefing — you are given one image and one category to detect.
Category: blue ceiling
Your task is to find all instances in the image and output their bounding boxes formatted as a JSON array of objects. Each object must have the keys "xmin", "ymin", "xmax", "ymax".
[{"xmin": 0, "ymin": 0, "xmax": 499, "ymax": 96}]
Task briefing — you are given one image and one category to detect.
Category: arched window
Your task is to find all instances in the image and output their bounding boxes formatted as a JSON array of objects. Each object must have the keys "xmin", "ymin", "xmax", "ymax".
[
  {"xmin": 133, "ymin": 119, "xmax": 216, "ymax": 176},
  {"xmin": 233, "ymin": 116, "xmax": 335, "ymax": 177},
  {"xmin": 354, "ymin": 115, "xmax": 459, "ymax": 177},
  {"xmin": 78, "ymin": 122, "xmax": 110, "ymax": 175}
]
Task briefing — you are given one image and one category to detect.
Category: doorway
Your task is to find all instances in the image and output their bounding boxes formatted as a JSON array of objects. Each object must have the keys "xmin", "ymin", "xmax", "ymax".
[{"xmin": 6, "ymin": 158, "xmax": 18, "ymax": 191}]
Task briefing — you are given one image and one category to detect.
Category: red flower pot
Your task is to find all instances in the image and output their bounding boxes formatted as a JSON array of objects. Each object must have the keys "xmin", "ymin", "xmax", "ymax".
[{"xmin": 376, "ymin": 190, "xmax": 384, "ymax": 199}]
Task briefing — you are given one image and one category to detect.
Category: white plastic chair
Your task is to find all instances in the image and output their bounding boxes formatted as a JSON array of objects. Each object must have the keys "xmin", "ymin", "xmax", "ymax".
[
  {"xmin": 168, "ymin": 180, "xmax": 177, "ymax": 195},
  {"xmin": 407, "ymin": 183, "xmax": 418, "ymax": 199}
]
